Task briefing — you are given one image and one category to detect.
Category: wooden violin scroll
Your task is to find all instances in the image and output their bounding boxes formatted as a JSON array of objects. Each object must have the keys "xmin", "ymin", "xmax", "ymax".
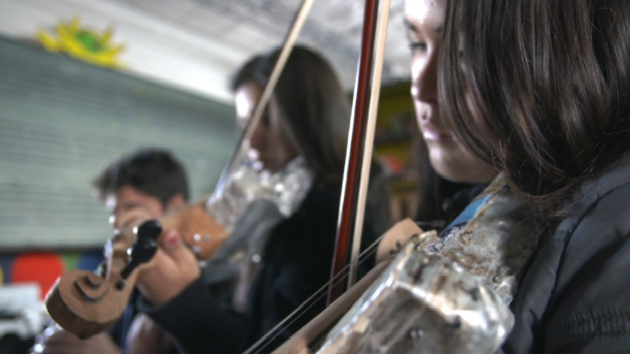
[
  {"xmin": 45, "ymin": 221, "xmax": 161, "ymax": 337},
  {"xmin": 45, "ymin": 270, "xmax": 134, "ymax": 337},
  {"xmin": 46, "ymin": 202, "xmax": 230, "ymax": 337}
]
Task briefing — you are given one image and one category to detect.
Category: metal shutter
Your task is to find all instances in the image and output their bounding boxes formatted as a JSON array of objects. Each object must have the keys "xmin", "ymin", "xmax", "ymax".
[{"xmin": 0, "ymin": 36, "xmax": 236, "ymax": 250}]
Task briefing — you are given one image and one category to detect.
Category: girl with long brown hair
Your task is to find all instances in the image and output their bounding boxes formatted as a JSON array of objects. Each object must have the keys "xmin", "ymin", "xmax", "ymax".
[{"xmin": 438, "ymin": 0, "xmax": 630, "ymax": 351}]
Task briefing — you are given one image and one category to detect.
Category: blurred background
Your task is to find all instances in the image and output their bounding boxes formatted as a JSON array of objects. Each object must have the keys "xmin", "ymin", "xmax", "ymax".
[{"xmin": 0, "ymin": 0, "xmax": 419, "ymax": 350}]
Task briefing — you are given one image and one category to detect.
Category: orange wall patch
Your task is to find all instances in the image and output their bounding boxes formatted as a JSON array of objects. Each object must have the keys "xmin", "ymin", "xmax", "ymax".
[{"xmin": 11, "ymin": 252, "xmax": 64, "ymax": 299}]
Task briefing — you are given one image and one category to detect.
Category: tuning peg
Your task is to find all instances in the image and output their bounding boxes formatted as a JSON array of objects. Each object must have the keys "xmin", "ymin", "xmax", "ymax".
[
  {"xmin": 117, "ymin": 220, "xmax": 162, "ymax": 288},
  {"xmin": 135, "ymin": 220, "xmax": 162, "ymax": 241}
]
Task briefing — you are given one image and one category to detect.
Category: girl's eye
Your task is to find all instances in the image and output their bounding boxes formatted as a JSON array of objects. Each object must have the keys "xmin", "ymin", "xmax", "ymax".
[
  {"xmin": 409, "ymin": 41, "xmax": 427, "ymax": 53},
  {"xmin": 405, "ymin": 29, "xmax": 427, "ymax": 54}
]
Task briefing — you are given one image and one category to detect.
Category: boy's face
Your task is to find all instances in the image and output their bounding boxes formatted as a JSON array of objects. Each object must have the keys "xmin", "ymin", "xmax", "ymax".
[{"xmin": 106, "ymin": 185, "xmax": 164, "ymax": 231}]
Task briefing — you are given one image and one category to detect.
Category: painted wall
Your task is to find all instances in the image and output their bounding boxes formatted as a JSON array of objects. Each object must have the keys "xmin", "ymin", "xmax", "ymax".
[
  {"xmin": 0, "ymin": 36, "xmax": 237, "ymax": 250},
  {"xmin": 0, "ymin": 250, "xmax": 103, "ymax": 299}
]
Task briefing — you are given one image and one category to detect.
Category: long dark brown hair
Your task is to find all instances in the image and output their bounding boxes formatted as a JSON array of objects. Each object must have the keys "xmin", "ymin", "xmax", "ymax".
[
  {"xmin": 439, "ymin": 0, "xmax": 630, "ymax": 212},
  {"xmin": 231, "ymin": 46, "xmax": 350, "ymax": 184}
]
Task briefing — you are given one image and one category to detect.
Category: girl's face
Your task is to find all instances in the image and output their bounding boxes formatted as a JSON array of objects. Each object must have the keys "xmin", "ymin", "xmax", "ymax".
[
  {"xmin": 405, "ymin": 0, "xmax": 495, "ymax": 184},
  {"xmin": 234, "ymin": 82, "xmax": 297, "ymax": 173}
]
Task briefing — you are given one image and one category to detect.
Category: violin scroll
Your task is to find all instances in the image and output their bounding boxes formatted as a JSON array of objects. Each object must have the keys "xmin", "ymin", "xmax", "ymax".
[
  {"xmin": 46, "ymin": 202, "xmax": 230, "ymax": 337},
  {"xmin": 45, "ymin": 220, "xmax": 162, "ymax": 338}
]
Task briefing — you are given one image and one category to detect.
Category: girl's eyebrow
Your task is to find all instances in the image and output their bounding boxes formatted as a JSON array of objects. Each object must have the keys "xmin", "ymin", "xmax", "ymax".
[{"xmin": 403, "ymin": 18, "xmax": 444, "ymax": 34}]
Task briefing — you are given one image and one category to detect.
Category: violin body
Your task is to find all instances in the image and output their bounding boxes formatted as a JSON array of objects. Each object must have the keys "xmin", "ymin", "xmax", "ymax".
[
  {"xmin": 45, "ymin": 201, "xmax": 229, "ymax": 337},
  {"xmin": 273, "ymin": 177, "xmax": 541, "ymax": 354},
  {"xmin": 162, "ymin": 201, "xmax": 229, "ymax": 260}
]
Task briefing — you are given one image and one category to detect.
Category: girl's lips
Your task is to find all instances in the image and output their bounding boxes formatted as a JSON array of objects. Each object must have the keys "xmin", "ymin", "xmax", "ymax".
[{"xmin": 422, "ymin": 125, "xmax": 451, "ymax": 143}]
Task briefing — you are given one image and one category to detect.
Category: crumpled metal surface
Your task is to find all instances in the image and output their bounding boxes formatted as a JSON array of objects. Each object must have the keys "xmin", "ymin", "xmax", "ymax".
[
  {"xmin": 317, "ymin": 176, "xmax": 541, "ymax": 354},
  {"xmin": 317, "ymin": 234, "xmax": 513, "ymax": 354},
  {"xmin": 201, "ymin": 157, "xmax": 314, "ymax": 291},
  {"xmin": 426, "ymin": 178, "xmax": 541, "ymax": 305},
  {"xmin": 206, "ymin": 156, "xmax": 313, "ymax": 232}
]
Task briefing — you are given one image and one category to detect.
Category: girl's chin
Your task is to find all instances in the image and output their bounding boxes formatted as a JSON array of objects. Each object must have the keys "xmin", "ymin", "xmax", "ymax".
[{"xmin": 429, "ymin": 149, "xmax": 469, "ymax": 178}]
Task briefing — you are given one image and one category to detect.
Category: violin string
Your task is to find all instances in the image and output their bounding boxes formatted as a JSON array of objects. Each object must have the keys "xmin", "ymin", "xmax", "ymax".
[
  {"xmin": 243, "ymin": 251, "xmax": 377, "ymax": 354},
  {"xmin": 242, "ymin": 234, "xmax": 385, "ymax": 354},
  {"xmin": 243, "ymin": 252, "xmax": 374, "ymax": 354}
]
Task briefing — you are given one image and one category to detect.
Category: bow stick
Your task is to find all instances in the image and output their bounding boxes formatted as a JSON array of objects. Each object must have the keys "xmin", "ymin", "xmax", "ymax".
[
  {"xmin": 328, "ymin": 0, "xmax": 391, "ymax": 304},
  {"xmin": 214, "ymin": 0, "xmax": 315, "ymax": 196}
]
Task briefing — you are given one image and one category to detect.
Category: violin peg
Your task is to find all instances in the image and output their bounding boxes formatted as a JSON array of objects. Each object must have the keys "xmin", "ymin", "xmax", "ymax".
[
  {"xmin": 135, "ymin": 220, "xmax": 162, "ymax": 240},
  {"xmin": 120, "ymin": 222, "xmax": 160, "ymax": 279}
]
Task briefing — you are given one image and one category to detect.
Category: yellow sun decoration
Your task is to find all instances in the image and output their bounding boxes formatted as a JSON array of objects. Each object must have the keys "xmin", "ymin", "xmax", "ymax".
[{"xmin": 37, "ymin": 17, "xmax": 126, "ymax": 69}]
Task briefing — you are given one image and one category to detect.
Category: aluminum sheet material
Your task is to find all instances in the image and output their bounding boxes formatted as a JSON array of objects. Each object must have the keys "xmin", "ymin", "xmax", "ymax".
[
  {"xmin": 428, "ymin": 177, "xmax": 541, "ymax": 305},
  {"xmin": 317, "ymin": 234, "xmax": 514, "ymax": 354},
  {"xmin": 206, "ymin": 156, "xmax": 313, "ymax": 232},
  {"xmin": 317, "ymin": 176, "xmax": 541, "ymax": 353}
]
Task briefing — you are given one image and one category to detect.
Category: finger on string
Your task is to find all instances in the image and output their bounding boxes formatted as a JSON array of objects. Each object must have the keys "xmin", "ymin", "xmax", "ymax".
[
  {"xmin": 244, "ymin": 235, "xmax": 385, "ymax": 354},
  {"xmin": 246, "ymin": 251, "xmax": 392, "ymax": 354}
]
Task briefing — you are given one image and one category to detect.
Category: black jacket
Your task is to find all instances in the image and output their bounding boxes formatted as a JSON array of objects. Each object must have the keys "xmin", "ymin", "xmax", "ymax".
[
  {"xmin": 499, "ymin": 154, "xmax": 630, "ymax": 353},
  {"xmin": 140, "ymin": 181, "xmax": 378, "ymax": 354}
]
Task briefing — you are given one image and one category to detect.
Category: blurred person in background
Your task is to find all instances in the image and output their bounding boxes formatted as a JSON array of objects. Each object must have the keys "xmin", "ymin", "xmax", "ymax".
[
  {"xmin": 133, "ymin": 46, "xmax": 390, "ymax": 354},
  {"xmin": 39, "ymin": 147, "xmax": 188, "ymax": 354}
]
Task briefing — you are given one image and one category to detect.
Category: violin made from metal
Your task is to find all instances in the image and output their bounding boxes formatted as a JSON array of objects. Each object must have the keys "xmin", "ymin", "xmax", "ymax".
[{"xmin": 268, "ymin": 177, "xmax": 542, "ymax": 354}]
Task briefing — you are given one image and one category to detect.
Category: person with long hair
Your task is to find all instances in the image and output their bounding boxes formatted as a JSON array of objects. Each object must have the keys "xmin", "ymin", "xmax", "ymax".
[
  {"xmin": 405, "ymin": 0, "xmax": 497, "ymax": 232},
  {"xmin": 133, "ymin": 47, "xmax": 388, "ymax": 354},
  {"xmin": 436, "ymin": 0, "xmax": 630, "ymax": 351}
]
